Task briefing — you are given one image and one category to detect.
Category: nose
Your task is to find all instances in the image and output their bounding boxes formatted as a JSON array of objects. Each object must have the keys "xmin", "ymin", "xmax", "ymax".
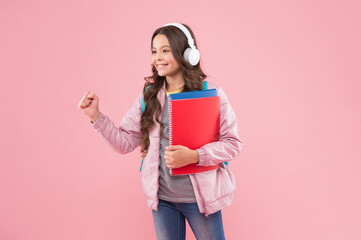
[{"xmin": 155, "ymin": 51, "xmax": 163, "ymax": 60}]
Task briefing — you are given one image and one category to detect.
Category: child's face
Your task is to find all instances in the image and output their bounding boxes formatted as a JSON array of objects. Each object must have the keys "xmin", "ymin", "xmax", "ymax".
[{"xmin": 152, "ymin": 34, "xmax": 181, "ymax": 77}]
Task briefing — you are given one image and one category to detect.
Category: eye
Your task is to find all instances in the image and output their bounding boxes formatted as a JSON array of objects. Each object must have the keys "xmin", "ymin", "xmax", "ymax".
[
  {"xmin": 163, "ymin": 49, "xmax": 169, "ymax": 53},
  {"xmin": 152, "ymin": 50, "xmax": 156, "ymax": 54}
]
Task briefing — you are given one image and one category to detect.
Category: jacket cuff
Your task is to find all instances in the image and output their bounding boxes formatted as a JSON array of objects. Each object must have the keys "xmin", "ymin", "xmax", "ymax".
[
  {"xmin": 196, "ymin": 148, "xmax": 207, "ymax": 166},
  {"xmin": 91, "ymin": 112, "xmax": 106, "ymax": 130}
]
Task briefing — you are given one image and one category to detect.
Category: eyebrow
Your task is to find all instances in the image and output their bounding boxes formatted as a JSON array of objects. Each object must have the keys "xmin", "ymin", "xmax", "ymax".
[{"xmin": 152, "ymin": 45, "xmax": 170, "ymax": 50}]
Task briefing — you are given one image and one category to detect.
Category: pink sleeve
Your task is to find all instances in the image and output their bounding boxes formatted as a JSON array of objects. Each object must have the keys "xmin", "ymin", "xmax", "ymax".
[{"xmin": 91, "ymin": 92, "xmax": 143, "ymax": 154}]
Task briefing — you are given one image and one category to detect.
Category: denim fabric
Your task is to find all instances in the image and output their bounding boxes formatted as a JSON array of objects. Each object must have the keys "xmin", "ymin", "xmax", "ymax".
[{"xmin": 152, "ymin": 199, "xmax": 225, "ymax": 240}]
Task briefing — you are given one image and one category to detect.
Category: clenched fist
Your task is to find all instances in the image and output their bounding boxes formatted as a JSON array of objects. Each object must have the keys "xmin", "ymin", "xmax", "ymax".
[{"xmin": 77, "ymin": 91, "xmax": 100, "ymax": 123}]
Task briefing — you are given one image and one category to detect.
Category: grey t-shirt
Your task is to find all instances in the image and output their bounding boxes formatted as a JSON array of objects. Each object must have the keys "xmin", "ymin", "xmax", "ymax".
[{"xmin": 158, "ymin": 94, "xmax": 197, "ymax": 203}]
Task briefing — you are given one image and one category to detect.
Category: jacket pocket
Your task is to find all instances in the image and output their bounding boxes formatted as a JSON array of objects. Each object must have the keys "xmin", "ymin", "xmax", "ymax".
[{"xmin": 194, "ymin": 164, "xmax": 236, "ymax": 204}]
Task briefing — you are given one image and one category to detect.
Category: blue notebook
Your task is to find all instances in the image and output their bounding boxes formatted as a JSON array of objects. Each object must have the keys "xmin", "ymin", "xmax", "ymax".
[{"xmin": 169, "ymin": 89, "xmax": 217, "ymax": 100}]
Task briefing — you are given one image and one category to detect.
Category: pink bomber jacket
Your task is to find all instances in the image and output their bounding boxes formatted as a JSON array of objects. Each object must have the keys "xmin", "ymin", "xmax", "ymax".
[{"xmin": 91, "ymin": 81, "xmax": 243, "ymax": 216}]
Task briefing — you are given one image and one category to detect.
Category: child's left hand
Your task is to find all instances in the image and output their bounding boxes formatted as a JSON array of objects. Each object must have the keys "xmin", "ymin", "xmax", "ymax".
[{"xmin": 164, "ymin": 145, "xmax": 199, "ymax": 169}]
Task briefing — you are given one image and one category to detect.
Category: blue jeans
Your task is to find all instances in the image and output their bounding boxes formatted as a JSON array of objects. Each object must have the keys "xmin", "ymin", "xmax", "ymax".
[{"xmin": 152, "ymin": 199, "xmax": 226, "ymax": 240}]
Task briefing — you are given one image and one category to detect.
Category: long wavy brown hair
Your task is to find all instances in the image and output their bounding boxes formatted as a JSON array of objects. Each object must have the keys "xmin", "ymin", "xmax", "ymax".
[{"xmin": 140, "ymin": 23, "xmax": 207, "ymax": 158}]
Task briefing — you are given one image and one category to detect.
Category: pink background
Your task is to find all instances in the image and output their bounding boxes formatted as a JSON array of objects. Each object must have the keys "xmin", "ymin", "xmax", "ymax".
[{"xmin": 1, "ymin": 0, "xmax": 360, "ymax": 239}]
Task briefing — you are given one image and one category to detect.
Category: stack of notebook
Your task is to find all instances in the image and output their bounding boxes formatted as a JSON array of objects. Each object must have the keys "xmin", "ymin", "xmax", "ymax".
[{"xmin": 168, "ymin": 89, "xmax": 220, "ymax": 176}]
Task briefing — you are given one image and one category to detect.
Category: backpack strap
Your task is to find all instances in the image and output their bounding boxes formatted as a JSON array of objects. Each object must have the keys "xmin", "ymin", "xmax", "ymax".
[
  {"xmin": 203, "ymin": 80, "xmax": 208, "ymax": 90},
  {"xmin": 141, "ymin": 86, "xmax": 151, "ymax": 113}
]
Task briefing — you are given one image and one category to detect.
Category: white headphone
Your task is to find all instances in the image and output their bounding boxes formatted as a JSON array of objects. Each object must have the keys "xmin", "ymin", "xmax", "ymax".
[{"xmin": 163, "ymin": 23, "xmax": 200, "ymax": 66}]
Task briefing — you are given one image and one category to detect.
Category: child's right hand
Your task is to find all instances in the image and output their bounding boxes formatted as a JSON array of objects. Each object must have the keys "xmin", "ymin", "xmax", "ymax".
[{"xmin": 78, "ymin": 92, "xmax": 100, "ymax": 123}]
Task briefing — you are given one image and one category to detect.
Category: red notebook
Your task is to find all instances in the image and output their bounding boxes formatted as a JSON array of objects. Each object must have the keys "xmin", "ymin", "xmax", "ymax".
[{"xmin": 168, "ymin": 95, "xmax": 220, "ymax": 175}]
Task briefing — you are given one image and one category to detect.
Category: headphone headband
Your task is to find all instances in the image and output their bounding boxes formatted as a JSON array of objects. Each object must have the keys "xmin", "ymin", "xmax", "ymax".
[{"xmin": 163, "ymin": 23, "xmax": 195, "ymax": 48}]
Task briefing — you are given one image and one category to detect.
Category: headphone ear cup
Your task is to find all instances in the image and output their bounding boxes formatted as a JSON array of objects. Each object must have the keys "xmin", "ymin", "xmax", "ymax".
[
  {"xmin": 183, "ymin": 48, "xmax": 200, "ymax": 66},
  {"xmin": 183, "ymin": 47, "xmax": 192, "ymax": 64}
]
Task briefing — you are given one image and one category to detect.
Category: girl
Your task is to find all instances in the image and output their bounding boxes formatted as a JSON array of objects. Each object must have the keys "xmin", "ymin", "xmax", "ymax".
[{"xmin": 78, "ymin": 23, "xmax": 243, "ymax": 240}]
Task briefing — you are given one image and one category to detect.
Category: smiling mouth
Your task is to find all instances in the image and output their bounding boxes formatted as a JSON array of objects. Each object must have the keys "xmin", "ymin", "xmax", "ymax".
[{"xmin": 157, "ymin": 64, "xmax": 168, "ymax": 70}]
